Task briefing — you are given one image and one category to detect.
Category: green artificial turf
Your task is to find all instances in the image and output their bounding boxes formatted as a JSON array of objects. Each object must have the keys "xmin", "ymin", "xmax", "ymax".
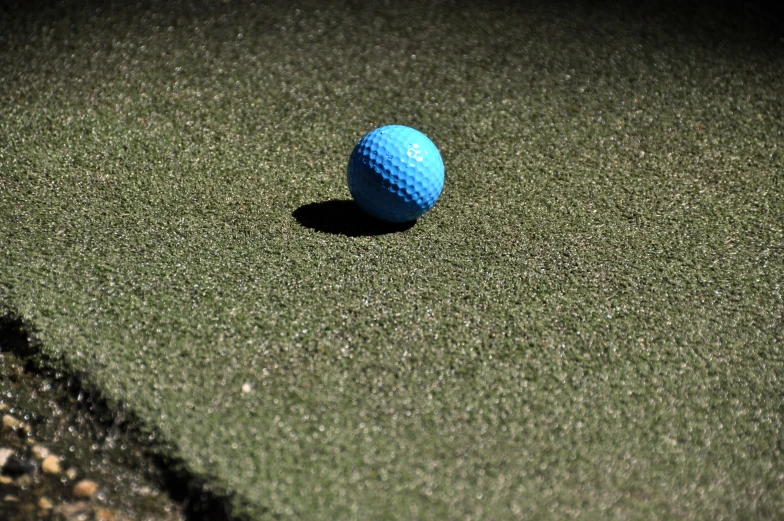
[{"xmin": 1, "ymin": 0, "xmax": 783, "ymax": 519}]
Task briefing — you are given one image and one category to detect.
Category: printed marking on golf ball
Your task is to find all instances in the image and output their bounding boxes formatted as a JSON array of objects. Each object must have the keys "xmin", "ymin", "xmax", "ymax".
[{"xmin": 347, "ymin": 125, "xmax": 445, "ymax": 223}]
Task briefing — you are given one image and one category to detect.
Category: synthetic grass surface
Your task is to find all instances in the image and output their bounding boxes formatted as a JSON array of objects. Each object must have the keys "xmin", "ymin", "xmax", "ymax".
[{"xmin": 1, "ymin": 0, "xmax": 783, "ymax": 519}]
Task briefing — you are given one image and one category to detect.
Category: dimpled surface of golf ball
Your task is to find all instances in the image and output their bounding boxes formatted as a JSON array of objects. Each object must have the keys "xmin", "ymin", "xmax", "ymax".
[{"xmin": 347, "ymin": 125, "xmax": 445, "ymax": 223}]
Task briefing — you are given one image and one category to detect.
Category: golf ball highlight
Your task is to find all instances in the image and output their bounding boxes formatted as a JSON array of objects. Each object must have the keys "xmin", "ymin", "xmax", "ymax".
[{"xmin": 347, "ymin": 125, "xmax": 445, "ymax": 223}]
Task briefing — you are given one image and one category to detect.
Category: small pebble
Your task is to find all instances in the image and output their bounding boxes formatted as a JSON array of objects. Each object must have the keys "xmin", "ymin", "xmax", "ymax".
[
  {"xmin": 66, "ymin": 467, "xmax": 78, "ymax": 480},
  {"xmin": 242, "ymin": 382, "xmax": 252, "ymax": 393},
  {"xmin": 2, "ymin": 414, "xmax": 22, "ymax": 430},
  {"xmin": 4, "ymin": 494, "xmax": 18, "ymax": 502},
  {"xmin": 95, "ymin": 507, "xmax": 116, "ymax": 521},
  {"xmin": 53, "ymin": 501, "xmax": 90, "ymax": 517},
  {"xmin": 0, "ymin": 403, "xmax": 8, "ymax": 412},
  {"xmin": 0, "ymin": 476, "xmax": 12, "ymax": 485},
  {"xmin": 73, "ymin": 479, "xmax": 98, "ymax": 498},
  {"xmin": 42, "ymin": 455, "xmax": 61, "ymax": 474},
  {"xmin": 38, "ymin": 497, "xmax": 53, "ymax": 510},
  {"xmin": 0, "ymin": 447, "xmax": 13, "ymax": 468},
  {"xmin": 30, "ymin": 444, "xmax": 51, "ymax": 460}
]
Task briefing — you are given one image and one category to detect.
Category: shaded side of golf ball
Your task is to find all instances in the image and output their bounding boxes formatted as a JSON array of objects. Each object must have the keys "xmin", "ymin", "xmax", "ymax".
[{"xmin": 347, "ymin": 125, "xmax": 445, "ymax": 223}]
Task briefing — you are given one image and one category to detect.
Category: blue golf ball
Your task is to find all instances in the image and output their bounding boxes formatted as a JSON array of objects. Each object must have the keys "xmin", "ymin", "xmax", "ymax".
[{"xmin": 347, "ymin": 125, "xmax": 445, "ymax": 223}]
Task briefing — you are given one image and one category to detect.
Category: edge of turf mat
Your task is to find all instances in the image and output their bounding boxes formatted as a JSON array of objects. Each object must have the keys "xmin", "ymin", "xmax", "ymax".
[{"xmin": 0, "ymin": 310, "xmax": 239, "ymax": 521}]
